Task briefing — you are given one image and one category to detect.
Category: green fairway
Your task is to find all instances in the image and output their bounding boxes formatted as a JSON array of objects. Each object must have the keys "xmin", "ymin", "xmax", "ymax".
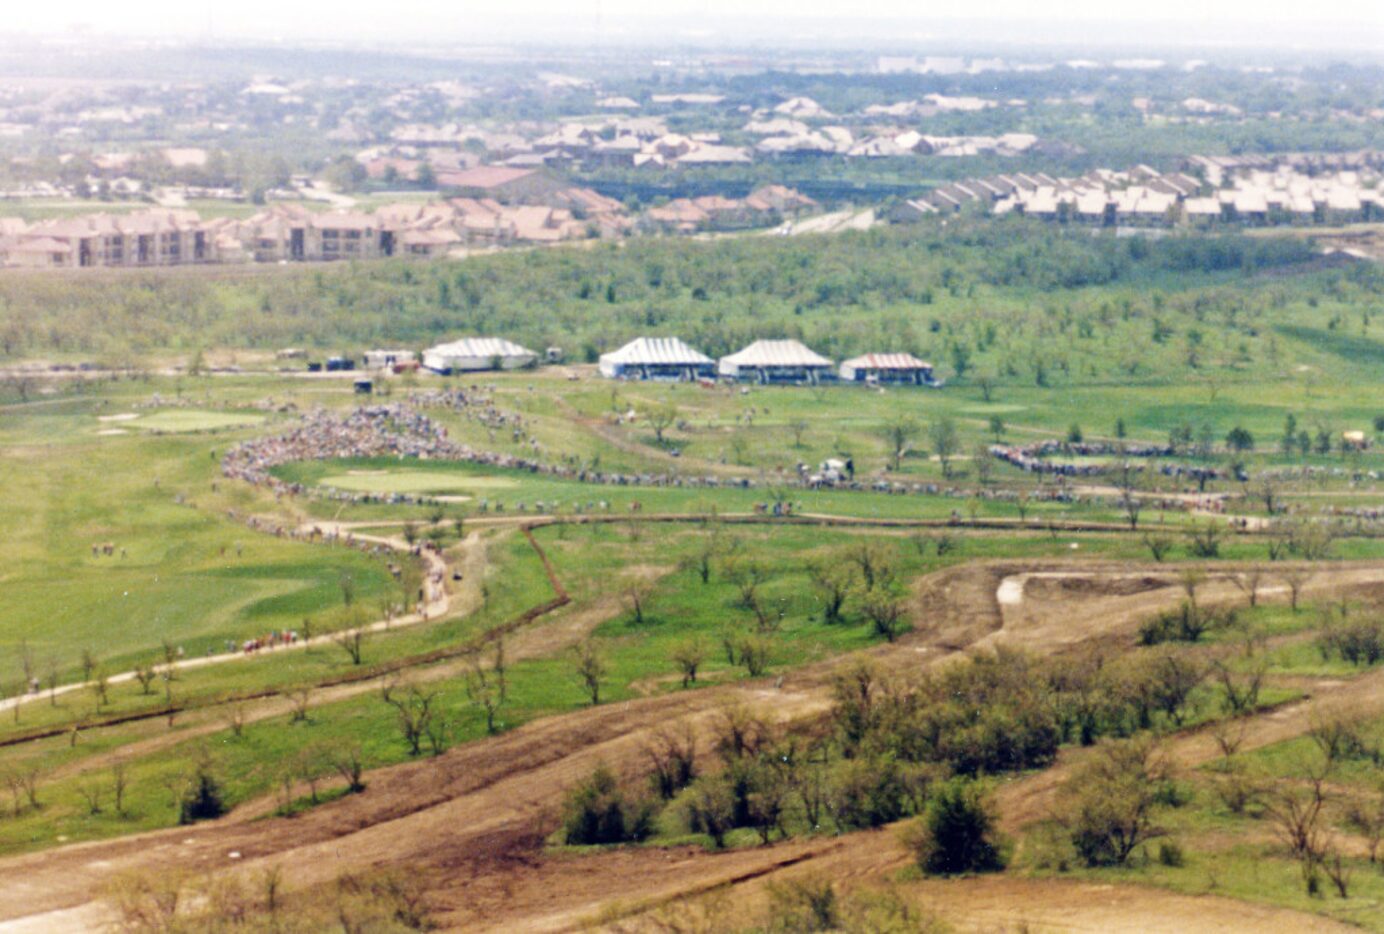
[{"xmin": 319, "ymin": 470, "xmax": 520, "ymax": 495}]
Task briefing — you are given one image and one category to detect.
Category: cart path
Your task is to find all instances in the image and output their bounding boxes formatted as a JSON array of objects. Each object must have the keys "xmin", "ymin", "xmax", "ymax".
[{"xmin": 0, "ymin": 526, "xmax": 471, "ymax": 717}]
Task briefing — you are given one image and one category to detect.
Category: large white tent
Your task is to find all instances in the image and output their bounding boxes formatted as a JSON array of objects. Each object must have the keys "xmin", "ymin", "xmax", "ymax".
[
  {"xmin": 839, "ymin": 353, "xmax": 940, "ymax": 386},
  {"xmin": 718, "ymin": 339, "xmax": 834, "ymax": 384},
  {"xmin": 423, "ymin": 337, "xmax": 537, "ymax": 373},
  {"xmin": 598, "ymin": 337, "xmax": 715, "ymax": 381}
]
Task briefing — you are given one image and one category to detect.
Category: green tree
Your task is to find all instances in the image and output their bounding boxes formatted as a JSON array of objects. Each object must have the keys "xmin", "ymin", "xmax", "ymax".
[{"xmin": 905, "ymin": 779, "xmax": 1006, "ymax": 876}]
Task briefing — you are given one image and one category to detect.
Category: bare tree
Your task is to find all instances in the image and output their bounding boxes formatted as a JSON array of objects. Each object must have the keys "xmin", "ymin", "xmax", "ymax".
[
  {"xmin": 644, "ymin": 404, "xmax": 678, "ymax": 447},
  {"xmin": 491, "ymin": 635, "xmax": 507, "ymax": 702},
  {"xmin": 1232, "ymin": 567, "xmax": 1266, "ymax": 608},
  {"xmin": 622, "ymin": 578, "xmax": 654, "ymax": 626},
  {"xmin": 134, "ymin": 663, "xmax": 158, "ymax": 696},
  {"xmin": 686, "ymin": 527, "xmax": 725, "ymax": 585},
  {"xmin": 332, "ymin": 745, "xmax": 367, "ymax": 794},
  {"xmin": 927, "ymin": 417, "xmax": 959, "ymax": 479},
  {"xmin": 1014, "ymin": 492, "xmax": 1030, "ymax": 525},
  {"xmin": 1282, "ymin": 570, "xmax": 1311, "ymax": 612},
  {"xmin": 289, "ymin": 688, "xmax": 313, "ymax": 724},
  {"xmin": 380, "ymin": 681, "xmax": 437, "ymax": 756},
  {"xmin": 880, "ymin": 417, "xmax": 920, "ymax": 472},
  {"xmin": 1323, "ymin": 848, "xmax": 1354, "ymax": 898},
  {"xmin": 1141, "ymin": 533, "xmax": 1174, "ymax": 563},
  {"xmin": 334, "ymin": 628, "xmax": 368, "ymax": 665},
  {"xmin": 1265, "ymin": 758, "xmax": 1331, "ymax": 892},
  {"xmin": 1178, "ymin": 568, "xmax": 1207, "ymax": 614},
  {"xmin": 80, "ymin": 649, "xmax": 97, "ymax": 684},
  {"xmin": 1210, "ymin": 717, "xmax": 1248, "ymax": 760},
  {"xmin": 860, "ymin": 583, "xmax": 909, "ymax": 643},
  {"xmin": 77, "ymin": 779, "xmax": 102, "ymax": 815},
  {"xmin": 1212, "ymin": 656, "xmax": 1269, "ymax": 716},
  {"xmin": 806, "ymin": 557, "xmax": 855, "ymax": 624},
  {"xmin": 575, "ymin": 640, "xmax": 607, "ymax": 705},
  {"xmin": 225, "ymin": 704, "xmax": 247, "ymax": 738},
  {"xmin": 727, "ymin": 558, "xmax": 775, "ymax": 631},
  {"xmin": 972, "ymin": 442, "xmax": 994, "ymax": 486},
  {"xmin": 671, "ymin": 638, "xmax": 706, "ymax": 688},
  {"xmin": 1186, "ymin": 522, "xmax": 1221, "ymax": 558},
  {"xmin": 848, "ymin": 542, "xmax": 893, "ymax": 591},
  {"xmin": 111, "ymin": 762, "xmax": 129, "ymax": 816},
  {"xmin": 738, "ymin": 634, "xmax": 772, "ymax": 677},
  {"xmin": 1346, "ymin": 790, "xmax": 1384, "ymax": 864},
  {"xmin": 464, "ymin": 653, "xmax": 504, "ymax": 734},
  {"xmin": 1115, "ymin": 460, "xmax": 1142, "ymax": 530},
  {"xmin": 45, "ymin": 658, "xmax": 60, "ymax": 706},
  {"xmin": 645, "ymin": 724, "xmax": 698, "ymax": 800},
  {"xmin": 1063, "ymin": 738, "xmax": 1169, "ymax": 867},
  {"xmin": 91, "ymin": 669, "xmax": 110, "ymax": 710},
  {"xmin": 788, "ymin": 419, "xmax": 809, "ymax": 448}
]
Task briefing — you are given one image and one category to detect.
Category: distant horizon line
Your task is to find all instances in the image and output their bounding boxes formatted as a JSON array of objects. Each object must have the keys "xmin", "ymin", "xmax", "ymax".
[{"xmin": 0, "ymin": 16, "xmax": 1382, "ymax": 58}]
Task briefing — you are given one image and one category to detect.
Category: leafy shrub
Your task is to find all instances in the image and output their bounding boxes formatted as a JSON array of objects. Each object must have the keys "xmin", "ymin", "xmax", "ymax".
[
  {"xmin": 1317, "ymin": 617, "xmax": 1384, "ymax": 666},
  {"xmin": 1138, "ymin": 603, "xmax": 1233, "ymax": 645},
  {"xmin": 178, "ymin": 765, "xmax": 227, "ymax": 825},
  {"xmin": 561, "ymin": 765, "xmax": 654, "ymax": 846},
  {"xmin": 829, "ymin": 757, "xmax": 908, "ymax": 830},
  {"xmin": 904, "ymin": 779, "xmax": 1006, "ymax": 876}
]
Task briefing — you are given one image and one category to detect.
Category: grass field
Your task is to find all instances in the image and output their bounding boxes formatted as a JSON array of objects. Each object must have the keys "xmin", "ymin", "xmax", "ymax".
[
  {"xmin": 4, "ymin": 261, "xmax": 1384, "ymax": 927},
  {"xmin": 131, "ymin": 409, "xmax": 267, "ymax": 432},
  {"xmin": 319, "ymin": 470, "xmax": 519, "ymax": 495}
]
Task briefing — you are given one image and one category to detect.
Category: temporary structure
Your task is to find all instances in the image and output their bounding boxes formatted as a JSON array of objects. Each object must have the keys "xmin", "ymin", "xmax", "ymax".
[
  {"xmin": 839, "ymin": 353, "xmax": 940, "ymax": 386},
  {"xmin": 599, "ymin": 337, "xmax": 715, "ymax": 381},
  {"xmin": 423, "ymin": 337, "xmax": 537, "ymax": 373},
  {"xmin": 363, "ymin": 349, "xmax": 417, "ymax": 369},
  {"xmin": 718, "ymin": 339, "xmax": 834, "ymax": 384}
]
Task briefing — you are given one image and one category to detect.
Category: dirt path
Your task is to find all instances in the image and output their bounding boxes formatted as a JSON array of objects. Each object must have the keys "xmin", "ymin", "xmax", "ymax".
[
  {"xmin": 0, "ymin": 526, "xmax": 470, "ymax": 718},
  {"xmin": 5, "ymin": 558, "xmax": 1384, "ymax": 931}
]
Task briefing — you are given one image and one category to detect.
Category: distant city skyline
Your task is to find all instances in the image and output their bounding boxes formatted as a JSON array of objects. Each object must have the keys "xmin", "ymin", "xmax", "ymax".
[{"xmin": 2, "ymin": 0, "xmax": 1382, "ymax": 50}]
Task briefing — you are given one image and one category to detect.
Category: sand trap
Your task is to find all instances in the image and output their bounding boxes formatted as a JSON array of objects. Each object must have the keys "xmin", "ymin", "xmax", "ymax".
[
  {"xmin": 96, "ymin": 428, "xmax": 129, "ymax": 436},
  {"xmin": 996, "ymin": 577, "xmax": 1027, "ymax": 606},
  {"xmin": 135, "ymin": 410, "xmax": 266, "ymax": 433},
  {"xmin": 98, "ymin": 413, "xmax": 139, "ymax": 422}
]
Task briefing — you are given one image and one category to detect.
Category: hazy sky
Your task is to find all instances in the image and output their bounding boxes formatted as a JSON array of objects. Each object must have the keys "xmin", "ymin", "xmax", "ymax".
[{"xmin": 6, "ymin": 0, "xmax": 1384, "ymax": 47}]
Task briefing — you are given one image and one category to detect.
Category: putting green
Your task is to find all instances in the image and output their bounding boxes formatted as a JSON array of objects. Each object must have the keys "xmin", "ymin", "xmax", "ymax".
[
  {"xmin": 134, "ymin": 410, "xmax": 267, "ymax": 432},
  {"xmin": 320, "ymin": 470, "xmax": 520, "ymax": 495},
  {"xmin": 959, "ymin": 404, "xmax": 1029, "ymax": 415}
]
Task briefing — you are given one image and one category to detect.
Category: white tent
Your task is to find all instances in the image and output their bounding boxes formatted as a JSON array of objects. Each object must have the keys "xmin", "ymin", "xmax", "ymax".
[
  {"xmin": 718, "ymin": 339, "xmax": 834, "ymax": 384},
  {"xmin": 839, "ymin": 353, "xmax": 939, "ymax": 386},
  {"xmin": 599, "ymin": 337, "xmax": 715, "ymax": 380},
  {"xmin": 423, "ymin": 337, "xmax": 537, "ymax": 373}
]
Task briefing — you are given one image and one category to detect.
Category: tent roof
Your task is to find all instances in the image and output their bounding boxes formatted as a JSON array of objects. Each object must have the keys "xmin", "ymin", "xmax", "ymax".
[
  {"xmin": 721, "ymin": 339, "xmax": 832, "ymax": 368},
  {"xmin": 840, "ymin": 353, "xmax": 932, "ymax": 370},
  {"xmin": 600, "ymin": 337, "xmax": 713, "ymax": 367},
  {"xmin": 424, "ymin": 337, "xmax": 535, "ymax": 359}
]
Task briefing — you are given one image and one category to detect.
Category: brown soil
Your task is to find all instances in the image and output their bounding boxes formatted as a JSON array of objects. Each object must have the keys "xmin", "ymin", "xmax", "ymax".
[{"xmin": 5, "ymin": 557, "xmax": 1384, "ymax": 932}]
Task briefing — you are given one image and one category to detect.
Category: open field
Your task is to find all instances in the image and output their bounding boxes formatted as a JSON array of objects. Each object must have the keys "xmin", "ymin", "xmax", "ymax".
[{"xmin": 4, "ymin": 231, "xmax": 1384, "ymax": 930}]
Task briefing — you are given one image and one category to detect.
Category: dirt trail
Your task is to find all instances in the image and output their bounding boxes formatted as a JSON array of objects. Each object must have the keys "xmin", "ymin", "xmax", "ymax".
[{"xmin": 4, "ymin": 558, "xmax": 1384, "ymax": 932}]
